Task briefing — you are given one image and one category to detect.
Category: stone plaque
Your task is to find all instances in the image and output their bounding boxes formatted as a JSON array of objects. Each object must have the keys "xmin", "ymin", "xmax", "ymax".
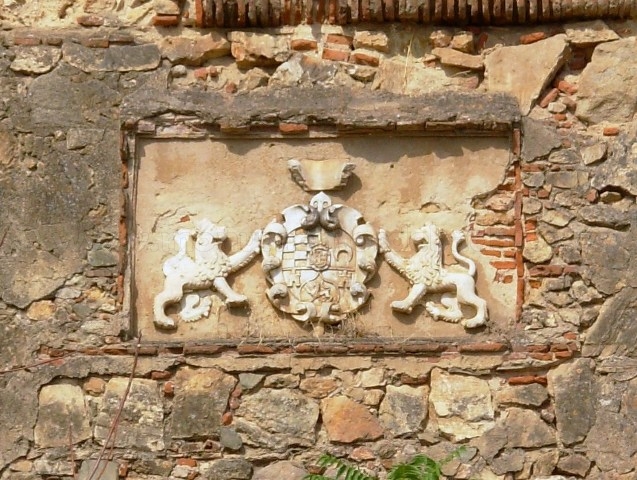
[{"xmin": 132, "ymin": 136, "xmax": 514, "ymax": 341}]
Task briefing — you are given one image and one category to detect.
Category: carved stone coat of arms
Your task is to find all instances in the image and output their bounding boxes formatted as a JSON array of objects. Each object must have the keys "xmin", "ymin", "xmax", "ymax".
[{"xmin": 261, "ymin": 192, "xmax": 378, "ymax": 325}]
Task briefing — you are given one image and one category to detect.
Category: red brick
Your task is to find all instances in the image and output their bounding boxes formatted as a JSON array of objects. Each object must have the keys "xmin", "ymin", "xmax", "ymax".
[
  {"xmin": 102, "ymin": 346, "xmax": 128, "ymax": 355},
  {"xmin": 537, "ymin": 188, "xmax": 551, "ymax": 199},
  {"xmin": 554, "ymin": 350, "xmax": 574, "ymax": 359},
  {"xmin": 553, "ymin": 113, "xmax": 567, "ymax": 121},
  {"xmin": 231, "ymin": 385, "xmax": 242, "ymax": 398},
  {"xmin": 526, "ymin": 344, "xmax": 550, "ymax": 353},
  {"xmin": 569, "ymin": 53, "xmax": 587, "ymax": 70},
  {"xmin": 529, "ymin": 279, "xmax": 542, "ymax": 288},
  {"xmin": 183, "ymin": 344, "xmax": 225, "ymax": 355},
  {"xmin": 194, "ymin": 67, "xmax": 209, "ymax": 80},
  {"xmin": 221, "ymin": 411, "xmax": 233, "ymax": 425},
  {"xmin": 118, "ymin": 463, "xmax": 129, "ymax": 477},
  {"xmin": 237, "ymin": 344, "xmax": 276, "ymax": 354},
  {"xmin": 503, "ymin": 249, "xmax": 516, "ymax": 258},
  {"xmin": 348, "ymin": 344, "xmax": 380, "ymax": 353},
  {"xmin": 555, "ymin": 79, "xmax": 577, "ymax": 94},
  {"xmin": 525, "ymin": 232, "xmax": 538, "ymax": 241},
  {"xmin": 314, "ymin": 345, "xmax": 349, "ymax": 354},
  {"xmin": 150, "ymin": 370, "xmax": 172, "ymax": 380},
  {"xmin": 279, "ymin": 122, "xmax": 309, "ymax": 135},
  {"xmin": 14, "ymin": 34, "xmax": 41, "ymax": 46},
  {"xmin": 550, "ymin": 343, "xmax": 569, "ymax": 351},
  {"xmin": 508, "ymin": 375, "xmax": 547, "ymax": 385},
  {"xmin": 294, "ymin": 343, "xmax": 316, "ymax": 353},
  {"xmin": 322, "ymin": 46, "xmax": 350, "ymax": 62},
  {"xmin": 163, "ymin": 381, "xmax": 175, "ymax": 396},
  {"xmin": 291, "ymin": 38, "xmax": 318, "ymax": 51},
  {"xmin": 152, "ymin": 14, "xmax": 180, "ymax": 26},
  {"xmin": 521, "ymin": 163, "xmax": 544, "ymax": 172},
  {"xmin": 585, "ymin": 188, "xmax": 598, "ymax": 202},
  {"xmin": 177, "ymin": 458, "xmax": 198, "ymax": 467},
  {"xmin": 350, "ymin": 51, "xmax": 379, "ymax": 67},
  {"xmin": 516, "ymin": 252, "xmax": 525, "ymax": 276},
  {"xmin": 472, "ymin": 238, "xmax": 515, "ymax": 247},
  {"xmin": 539, "ymin": 88, "xmax": 559, "ymax": 108},
  {"xmin": 483, "ymin": 226, "xmax": 515, "ymax": 237},
  {"xmin": 401, "ymin": 343, "xmax": 447, "ymax": 354},
  {"xmin": 44, "ymin": 36, "xmax": 64, "ymax": 46},
  {"xmin": 195, "ymin": 0, "xmax": 204, "ymax": 26},
  {"xmin": 603, "ymin": 126, "xmax": 620, "ymax": 136},
  {"xmin": 563, "ymin": 332, "xmax": 578, "ymax": 340},
  {"xmin": 530, "ymin": 352, "xmax": 554, "ymax": 361},
  {"xmin": 502, "ymin": 274, "xmax": 514, "ymax": 283},
  {"xmin": 81, "ymin": 36, "xmax": 109, "ymax": 48},
  {"xmin": 480, "ymin": 248, "xmax": 502, "ymax": 257},
  {"xmin": 325, "ymin": 33, "xmax": 353, "ymax": 46},
  {"xmin": 519, "ymin": 31, "xmax": 546, "ymax": 44},
  {"xmin": 528, "ymin": 265, "xmax": 564, "ymax": 276},
  {"xmin": 225, "ymin": 82, "xmax": 238, "ymax": 94},
  {"xmin": 490, "ymin": 260, "xmax": 517, "ymax": 270},
  {"xmin": 476, "ymin": 32, "xmax": 489, "ymax": 51},
  {"xmin": 77, "ymin": 14, "xmax": 104, "ymax": 27},
  {"xmin": 458, "ymin": 342, "xmax": 508, "ymax": 353}
]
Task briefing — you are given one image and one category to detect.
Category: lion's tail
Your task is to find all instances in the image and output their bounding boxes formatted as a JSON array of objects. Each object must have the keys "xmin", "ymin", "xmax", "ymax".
[{"xmin": 451, "ymin": 232, "xmax": 476, "ymax": 277}]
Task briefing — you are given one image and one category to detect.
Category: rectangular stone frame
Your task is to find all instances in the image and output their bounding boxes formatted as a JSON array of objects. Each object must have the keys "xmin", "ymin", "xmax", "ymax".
[{"xmin": 120, "ymin": 87, "xmax": 523, "ymax": 351}]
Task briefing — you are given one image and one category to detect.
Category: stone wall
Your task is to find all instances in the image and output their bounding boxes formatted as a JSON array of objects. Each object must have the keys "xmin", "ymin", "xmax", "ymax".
[{"xmin": 1, "ymin": 2, "xmax": 637, "ymax": 479}]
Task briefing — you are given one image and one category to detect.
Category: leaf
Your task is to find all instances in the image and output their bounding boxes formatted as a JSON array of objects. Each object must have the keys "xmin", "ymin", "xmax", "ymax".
[{"xmin": 304, "ymin": 454, "xmax": 377, "ymax": 480}]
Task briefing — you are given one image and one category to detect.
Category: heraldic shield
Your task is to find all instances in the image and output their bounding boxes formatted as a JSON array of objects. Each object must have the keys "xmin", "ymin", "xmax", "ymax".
[{"xmin": 261, "ymin": 192, "xmax": 379, "ymax": 325}]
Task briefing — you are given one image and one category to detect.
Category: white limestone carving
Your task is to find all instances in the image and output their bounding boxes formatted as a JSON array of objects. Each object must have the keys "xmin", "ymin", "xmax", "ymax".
[
  {"xmin": 261, "ymin": 192, "xmax": 378, "ymax": 329},
  {"xmin": 153, "ymin": 219, "xmax": 261, "ymax": 329},
  {"xmin": 378, "ymin": 224, "xmax": 488, "ymax": 329},
  {"xmin": 287, "ymin": 159, "xmax": 356, "ymax": 191}
]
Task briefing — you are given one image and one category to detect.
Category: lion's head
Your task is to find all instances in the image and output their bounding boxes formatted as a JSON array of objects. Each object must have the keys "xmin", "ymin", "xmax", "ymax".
[
  {"xmin": 412, "ymin": 223, "xmax": 441, "ymax": 249},
  {"xmin": 408, "ymin": 223, "xmax": 443, "ymax": 273},
  {"xmin": 195, "ymin": 219, "xmax": 227, "ymax": 244}
]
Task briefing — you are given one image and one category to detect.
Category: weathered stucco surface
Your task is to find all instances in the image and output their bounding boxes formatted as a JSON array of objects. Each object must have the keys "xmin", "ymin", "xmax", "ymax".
[
  {"xmin": 1, "ymin": 3, "xmax": 637, "ymax": 479},
  {"xmin": 135, "ymin": 136, "xmax": 513, "ymax": 341}
]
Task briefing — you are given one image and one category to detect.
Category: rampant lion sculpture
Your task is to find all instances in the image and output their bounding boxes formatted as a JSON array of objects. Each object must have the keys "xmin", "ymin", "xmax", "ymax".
[
  {"xmin": 378, "ymin": 223, "xmax": 488, "ymax": 329},
  {"xmin": 153, "ymin": 219, "xmax": 261, "ymax": 329}
]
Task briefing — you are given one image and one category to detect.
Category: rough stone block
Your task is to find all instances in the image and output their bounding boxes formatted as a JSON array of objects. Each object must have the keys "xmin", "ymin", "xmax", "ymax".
[
  {"xmin": 235, "ymin": 389, "xmax": 319, "ymax": 448},
  {"xmin": 10, "ymin": 46, "xmax": 61, "ymax": 74},
  {"xmin": 34, "ymin": 384, "xmax": 91, "ymax": 447},
  {"xmin": 94, "ymin": 378, "xmax": 164, "ymax": 451},
  {"xmin": 379, "ymin": 385, "xmax": 428, "ymax": 436},
  {"xmin": 170, "ymin": 368, "xmax": 236, "ymax": 439},
  {"xmin": 576, "ymin": 38, "xmax": 637, "ymax": 123},
  {"xmin": 79, "ymin": 460, "xmax": 119, "ymax": 480},
  {"xmin": 484, "ymin": 35, "xmax": 569, "ymax": 114},
  {"xmin": 62, "ymin": 42, "xmax": 161, "ymax": 72},
  {"xmin": 321, "ymin": 396, "xmax": 383, "ymax": 443},
  {"xmin": 429, "ymin": 369, "xmax": 494, "ymax": 440}
]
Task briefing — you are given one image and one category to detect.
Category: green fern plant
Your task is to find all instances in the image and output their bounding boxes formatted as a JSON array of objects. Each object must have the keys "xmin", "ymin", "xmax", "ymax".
[
  {"xmin": 304, "ymin": 448, "xmax": 464, "ymax": 480},
  {"xmin": 304, "ymin": 454, "xmax": 376, "ymax": 480}
]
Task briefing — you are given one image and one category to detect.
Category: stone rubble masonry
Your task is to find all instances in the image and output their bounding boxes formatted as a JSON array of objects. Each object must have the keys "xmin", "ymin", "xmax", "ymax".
[{"xmin": 1, "ymin": 8, "xmax": 637, "ymax": 480}]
